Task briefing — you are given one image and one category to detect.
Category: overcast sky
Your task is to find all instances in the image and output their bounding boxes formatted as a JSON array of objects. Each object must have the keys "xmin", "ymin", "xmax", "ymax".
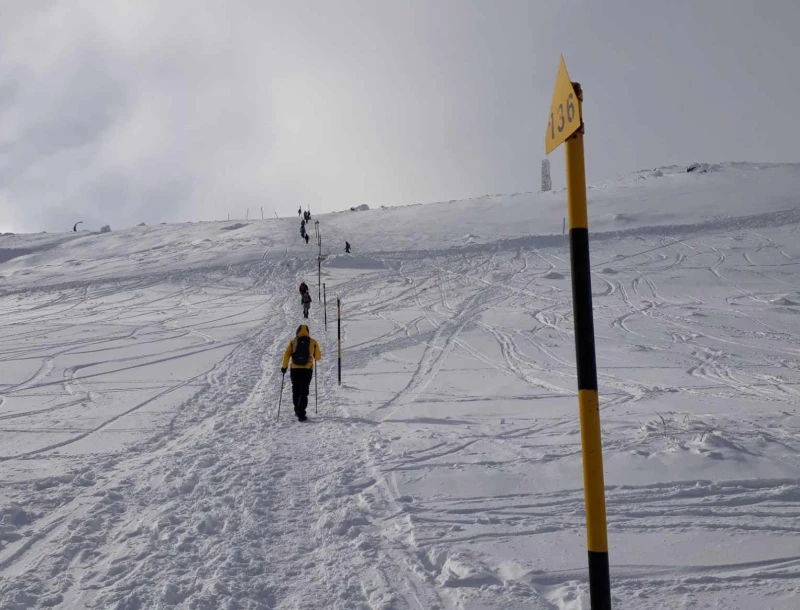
[{"xmin": 1, "ymin": 0, "xmax": 798, "ymax": 234}]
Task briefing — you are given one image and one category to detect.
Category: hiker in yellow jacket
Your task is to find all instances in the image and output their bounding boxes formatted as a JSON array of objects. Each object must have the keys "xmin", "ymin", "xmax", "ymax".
[{"xmin": 281, "ymin": 324, "xmax": 322, "ymax": 421}]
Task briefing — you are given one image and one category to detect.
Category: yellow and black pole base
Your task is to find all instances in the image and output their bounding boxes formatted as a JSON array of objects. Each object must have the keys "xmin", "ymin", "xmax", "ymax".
[{"xmin": 565, "ymin": 84, "xmax": 611, "ymax": 609}]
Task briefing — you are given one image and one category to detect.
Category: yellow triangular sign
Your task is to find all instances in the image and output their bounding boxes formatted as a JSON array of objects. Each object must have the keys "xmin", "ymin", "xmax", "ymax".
[{"xmin": 545, "ymin": 56, "xmax": 581, "ymax": 155}]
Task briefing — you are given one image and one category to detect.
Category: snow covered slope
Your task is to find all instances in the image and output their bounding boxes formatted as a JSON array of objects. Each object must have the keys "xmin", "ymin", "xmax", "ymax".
[
  {"xmin": 2, "ymin": 162, "xmax": 798, "ymax": 288},
  {"xmin": 1, "ymin": 162, "xmax": 799, "ymax": 609}
]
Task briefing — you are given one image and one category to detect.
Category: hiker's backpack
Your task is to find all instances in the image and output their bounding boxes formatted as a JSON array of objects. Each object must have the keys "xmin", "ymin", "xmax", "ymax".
[
  {"xmin": 292, "ymin": 336, "xmax": 311, "ymax": 366},
  {"xmin": 302, "ymin": 292, "xmax": 312, "ymax": 304}
]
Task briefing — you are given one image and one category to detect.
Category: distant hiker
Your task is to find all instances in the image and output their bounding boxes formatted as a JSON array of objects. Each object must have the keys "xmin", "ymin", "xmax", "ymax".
[
  {"xmin": 301, "ymin": 290, "xmax": 312, "ymax": 318},
  {"xmin": 300, "ymin": 224, "xmax": 306, "ymax": 238},
  {"xmin": 304, "ymin": 233, "xmax": 310, "ymax": 244},
  {"xmin": 306, "ymin": 210, "xmax": 311, "ymax": 221},
  {"xmin": 299, "ymin": 282, "xmax": 308, "ymax": 296},
  {"xmin": 298, "ymin": 207, "xmax": 302, "ymax": 217},
  {"xmin": 281, "ymin": 324, "xmax": 321, "ymax": 422},
  {"xmin": 345, "ymin": 241, "xmax": 351, "ymax": 253}
]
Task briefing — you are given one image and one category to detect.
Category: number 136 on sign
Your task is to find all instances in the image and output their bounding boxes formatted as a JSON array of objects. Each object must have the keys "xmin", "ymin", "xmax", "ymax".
[{"xmin": 545, "ymin": 56, "xmax": 582, "ymax": 155}]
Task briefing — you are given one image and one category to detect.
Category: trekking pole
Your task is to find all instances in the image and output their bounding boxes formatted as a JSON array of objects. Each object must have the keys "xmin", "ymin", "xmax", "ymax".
[
  {"xmin": 277, "ymin": 371, "xmax": 286, "ymax": 422},
  {"xmin": 315, "ymin": 361, "xmax": 318, "ymax": 415}
]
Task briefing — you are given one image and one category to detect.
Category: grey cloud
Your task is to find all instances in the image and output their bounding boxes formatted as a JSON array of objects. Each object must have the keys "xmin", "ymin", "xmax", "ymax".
[
  {"xmin": 0, "ymin": 52, "xmax": 127, "ymax": 181},
  {"xmin": 1, "ymin": 0, "xmax": 798, "ymax": 234}
]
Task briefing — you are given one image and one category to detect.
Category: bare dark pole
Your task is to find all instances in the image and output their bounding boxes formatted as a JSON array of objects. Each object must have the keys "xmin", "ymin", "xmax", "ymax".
[
  {"xmin": 277, "ymin": 372, "xmax": 285, "ymax": 421},
  {"xmin": 318, "ymin": 231, "xmax": 322, "ymax": 301}
]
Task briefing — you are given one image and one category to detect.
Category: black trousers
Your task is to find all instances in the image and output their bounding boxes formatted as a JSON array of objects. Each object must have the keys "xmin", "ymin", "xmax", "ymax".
[{"xmin": 290, "ymin": 367, "xmax": 313, "ymax": 418}]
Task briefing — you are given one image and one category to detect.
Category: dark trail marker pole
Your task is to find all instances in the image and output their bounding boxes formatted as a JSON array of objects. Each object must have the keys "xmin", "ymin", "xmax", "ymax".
[
  {"xmin": 337, "ymin": 298, "xmax": 342, "ymax": 386},
  {"xmin": 317, "ymin": 230, "xmax": 322, "ymax": 302},
  {"xmin": 323, "ymin": 283, "xmax": 327, "ymax": 331},
  {"xmin": 545, "ymin": 56, "xmax": 611, "ymax": 609}
]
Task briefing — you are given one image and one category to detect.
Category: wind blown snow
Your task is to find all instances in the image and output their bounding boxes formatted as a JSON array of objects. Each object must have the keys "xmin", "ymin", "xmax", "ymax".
[{"xmin": 0, "ymin": 163, "xmax": 799, "ymax": 609}]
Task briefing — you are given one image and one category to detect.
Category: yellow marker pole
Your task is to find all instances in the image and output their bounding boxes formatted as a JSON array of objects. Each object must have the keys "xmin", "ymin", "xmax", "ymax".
[{"xmin": 564, "ymin": 83, "xmax": 611, "ymax": 609}]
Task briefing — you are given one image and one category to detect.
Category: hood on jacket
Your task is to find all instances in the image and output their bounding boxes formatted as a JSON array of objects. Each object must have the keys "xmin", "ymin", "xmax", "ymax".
[{"xmin": 296, "ymin": 324, "xmax": 310, "ymax": 337}]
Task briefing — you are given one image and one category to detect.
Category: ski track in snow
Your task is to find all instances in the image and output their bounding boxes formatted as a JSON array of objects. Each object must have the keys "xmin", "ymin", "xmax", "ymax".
[{"xmin": 1, "ymin": 164, "xmax": 800, "ymax": 609}]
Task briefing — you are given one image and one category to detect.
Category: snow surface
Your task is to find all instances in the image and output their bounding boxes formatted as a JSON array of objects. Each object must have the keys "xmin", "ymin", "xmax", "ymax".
[{"xmin": 0, "ymin": 162, "xmax": 799, "ymax": 609}]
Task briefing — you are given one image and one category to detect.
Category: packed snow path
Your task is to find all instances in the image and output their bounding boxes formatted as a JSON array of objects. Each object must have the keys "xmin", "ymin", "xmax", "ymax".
[{"xmin": 1, "ymin": 164, "xmax": 799, "ymax": 609}]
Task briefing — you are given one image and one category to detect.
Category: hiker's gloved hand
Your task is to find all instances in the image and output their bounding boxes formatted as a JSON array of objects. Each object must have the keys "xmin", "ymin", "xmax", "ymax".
[{"xmin": 281, "ymin": 368, "xmax": 287, "ymax": 375}]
